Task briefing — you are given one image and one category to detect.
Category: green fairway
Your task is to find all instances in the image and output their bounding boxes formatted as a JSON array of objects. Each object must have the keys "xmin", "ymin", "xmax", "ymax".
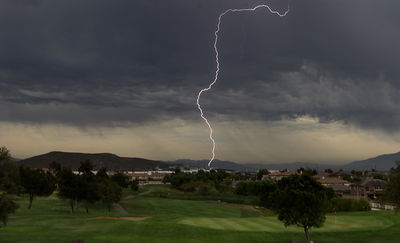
[
  {"xmin": 1, "ymin": 186, "xmax": 400, "ymax": 243},
  {"xmin": 179, "ymin": 214, "xmax": 394, "ymax": 232}
]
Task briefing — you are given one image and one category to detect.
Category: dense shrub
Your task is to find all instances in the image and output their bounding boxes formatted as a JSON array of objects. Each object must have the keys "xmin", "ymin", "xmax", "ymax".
[
  {"xmin": 164, "ymin": 170, "xmax": 232, "ymax": 194},
  {"xmin": 181, "ymin": 182, "xmax": 197, "ymax": 192},
  {"xmin": 234, "ymin": 180, "xmax": 277, "ymax": 208},
  {"xmin": 130, "ymin": 180, "xmax": 139, "ymax": 191},
  {"xmin": 0, "ymin": 193, "xmax": 19, "ymax": 227},
  {"xmin": 110, "ymin": 173, "xmax": 130, "ymax": 188},
  {"xmin": 235, "ymin": 182, "xmax": 248, "ymax": 195},
  {"xmin": 235, "ymin": 180, "xmax": 277, "ymax": 196},
  {"xmin": 329, "ymin": 198, "xmax": 371, "ymax": 212}
]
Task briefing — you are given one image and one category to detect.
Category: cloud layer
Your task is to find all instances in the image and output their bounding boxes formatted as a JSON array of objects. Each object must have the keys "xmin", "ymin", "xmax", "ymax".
[
  {"xmin": 1, "ymin": 0, "xmax": 400, "ymax": 161},
  {"xmin": 1, "ymin": 0, "xmax": 400, "ymax": 130}
]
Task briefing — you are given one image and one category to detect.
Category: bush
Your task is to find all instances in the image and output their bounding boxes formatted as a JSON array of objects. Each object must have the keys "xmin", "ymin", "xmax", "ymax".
[
  {"xmin": 329, "ymin": 198, "xmax": 371, "ymax": 212},
  {"xmin": 0, "ymin": 193, "xmax": 19, "ymax": 227},
  {"xmin": 215, "ymin": 183, "xmax": 233, "ymax": 194},
  {"xmin": 130, "ymin": 180, "xmax": 139, "ymax": 191},
  {"xmin": 197, "ymin": 183, "xmax": 212, "ymax": 195},
  {"xmin": 166, "ymin": 170, "xmax": 231, "ymax": 190},
  {"xmin": 235, "ymin": 182, "xmax": 249, "ymax": 195},
  {"xmin": 181, "ymin": 182, "xmax": 197, "ymax": 192},
  {"xmin": 110, "ymin": 173, "xmax": 130, "ymax": 188},
  {"xmin": 235, "ymin": 180, "xmax": 277, "ymax": 208}
]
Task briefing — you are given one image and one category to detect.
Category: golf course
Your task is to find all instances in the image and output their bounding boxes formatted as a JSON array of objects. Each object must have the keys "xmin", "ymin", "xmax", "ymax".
[{"xmin": 0, "ymin": 185, "xmax": 399, "ymax": 243}]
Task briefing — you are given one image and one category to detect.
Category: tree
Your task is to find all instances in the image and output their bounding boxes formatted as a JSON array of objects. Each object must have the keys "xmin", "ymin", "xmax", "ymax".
[
  {"xmin": 0, "ymin": 193, "xmax": 18, "ymax": 227},
  {"xmin": 0, "ymin": 147, "xmax": 22, "ymax": 194},
  {"xmin": 0, "ymin": 147, "xmax": 19, "ymax": 228},
  {"xmin": 0, "ymin": 161, "xmax": 23, "ymax": 195},
  {"xmin": 96, "ymin": 167, "xmax": 109, "ymax": 180},
  {"xmin": 78, "ymin": 160, "xmax": 95, "ymax": 175},
  {"xmin": 58, "ymin": 167, "xmax": 83, "ymax": 213},
  {"xmin": 130, "ymin": 180, "xmax": 139, "ymax": 191},
  {"xmin": 81, "ymin": 180, "xmax": 101, "ymax": 214},
  {"xmin": 110, "ymin": 173, "xmax": 130, "ymax": 188},
  {"xmin": 98, "ymin": 180, "xmax": 122, "ymax": 212},
  {"xmin": 384, "ymin": 161, "xmax": 400, "ymax": 211},
  {"xmin": 78, "ymin": 160, "xmax": 101, "ymax": 213},
  {"xmin": 19, "ymin": 167, "xmax": 56, "ymax": 209},
  {"xmin": 270, "ymin": 175, "xmax": 333, "ymax": 242},
  {"xmin": 49, "ymin": 161, "xmax": 61, "ymax": 174},
  {"xmin": 257, "ymin": 169, "xmax": 270, "ymax": 180},
  {"xmin": 297, "ymin": 168, "xmax": 317, "ymax": 176},
  {"xmin": 235, "ymin": 181, "xmax": 249, "ymax": 195},
  {"xmin": 0, "ymin": 147, "xmax": 11, "ymax": 162}
]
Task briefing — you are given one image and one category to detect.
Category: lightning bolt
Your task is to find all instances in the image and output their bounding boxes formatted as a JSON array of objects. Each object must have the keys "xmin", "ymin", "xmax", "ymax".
[{"xmin": 196, "ymin": 4, "xmax": 290, "ymax": 168}]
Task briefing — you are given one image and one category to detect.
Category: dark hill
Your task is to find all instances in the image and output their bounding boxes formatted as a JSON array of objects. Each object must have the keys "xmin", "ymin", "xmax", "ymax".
[
  {"xmin": 168, "ymin": 159, "xmax": 255, "ymax": 171},
  {"xmin": 344, "ymin": 152, "xmax": 400, "ymax": 171},
  {"xmin": 168, "ymin": 159, "xmax": 340, "ymax": 172},
  {"xmin": 18, "ymin": 151, "xmax": 168, "ymax": 171}
]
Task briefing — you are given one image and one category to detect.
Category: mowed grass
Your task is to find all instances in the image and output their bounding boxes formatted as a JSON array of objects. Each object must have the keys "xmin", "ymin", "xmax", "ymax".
[
  {"xmin": 0, "ymin": 186, "xmax": 399, "ymax": 243},
  {"xmin": 179, "ymin": 214, "xmax": 393, "ymax": 232}
]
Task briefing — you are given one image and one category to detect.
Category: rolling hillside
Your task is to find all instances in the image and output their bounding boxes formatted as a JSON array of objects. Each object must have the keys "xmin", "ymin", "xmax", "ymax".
[
  {"xmin": 171, "ymin": 152, "xmax": 400, "ymax": 172},
  {"xmin": 18, "ymin": 151, "xmax": 169, "ymax": 171},
  {"xmin": 344, "ymin": 152, "xmax": 400, "ymax": 171},
  {"xmin": 17, "ymin": 151, "xmax": 400, "ymax": 172}
]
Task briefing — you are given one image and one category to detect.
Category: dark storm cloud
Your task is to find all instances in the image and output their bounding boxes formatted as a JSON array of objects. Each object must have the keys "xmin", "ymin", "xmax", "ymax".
[{"xmin": 1, "ymin": 0, "xmax": 400, "ymax": 130}]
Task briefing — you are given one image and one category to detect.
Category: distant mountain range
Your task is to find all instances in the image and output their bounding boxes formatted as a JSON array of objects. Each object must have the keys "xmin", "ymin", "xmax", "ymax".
[
  {"xmin": 18, "ymin": 151, "xmax": 169, "ymax": 171},
  {"xmin": 343, "ymin": 152, "xmax": 400, "ymax": 171},
  {"xmin": 167, "ymin": 159, "xmax": 252, "ymax": 171},
  {"xmin": 170, "ymin": 152, "xmax": 400, "ymax": 172},
  {"xmin": 17, "ymin": 151, "xmax": 400, "ymax": 172},
  {"xmin": 166, "ymin": 159, "xmax": 341, "ymax": 172}
]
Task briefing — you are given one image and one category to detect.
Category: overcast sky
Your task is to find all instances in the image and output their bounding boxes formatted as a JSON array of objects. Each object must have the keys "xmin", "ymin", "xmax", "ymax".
[{"xmin": 1, "ymin": 0, "xmax": 400, "ymax": 164}]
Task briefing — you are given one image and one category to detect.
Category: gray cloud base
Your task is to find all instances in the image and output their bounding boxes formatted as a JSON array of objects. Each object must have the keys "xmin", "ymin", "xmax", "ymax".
[{"xmin": 1, "ymin": 0, "xmax": 400, "ymax": 131}]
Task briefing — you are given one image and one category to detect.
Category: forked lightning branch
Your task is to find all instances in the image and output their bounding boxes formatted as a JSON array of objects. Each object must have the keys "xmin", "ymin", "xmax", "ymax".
[{"xmin": 196, "ymin": 4, "xmax": 290, "ymax": 167}]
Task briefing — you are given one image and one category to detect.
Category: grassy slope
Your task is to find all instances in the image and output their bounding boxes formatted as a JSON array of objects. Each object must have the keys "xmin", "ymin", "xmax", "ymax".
[{"xmin": 0, "ymin": 186, "xmax": 399, "ymax": 243}]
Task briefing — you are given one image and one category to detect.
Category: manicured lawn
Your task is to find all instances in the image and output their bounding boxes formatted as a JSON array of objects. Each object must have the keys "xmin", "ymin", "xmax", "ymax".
[
  {"xmin": 179, "ymin": 214, "xmax": 393, "ymax": 232},
  {"xmin": 1, "ymin": 186, "xmax": 399, "ymax": 243}
]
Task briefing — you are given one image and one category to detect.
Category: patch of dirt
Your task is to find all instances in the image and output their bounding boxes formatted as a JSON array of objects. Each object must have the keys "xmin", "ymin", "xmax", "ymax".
[{"xmin": 90, "ymin": 216, "xmax": 151, "ymax": 221}]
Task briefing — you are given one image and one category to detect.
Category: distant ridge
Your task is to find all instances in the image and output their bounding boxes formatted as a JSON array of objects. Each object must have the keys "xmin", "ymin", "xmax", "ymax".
[
  {"xmin": 344, "ymin": 152, "xmax": 400, "ymax": 171},
  {"xmin": 170, "ymin": 152, "xmax": 400, "ymax": 172},
  {"xmin": 168, "ymin": 159, "xmax": 254, "ymax": 171},
  {"xmin": 18, "ymin": 151, "xmax": 169, "ymax": 171},
  {"xmin": 167, "ymin": 159, "xmax": 340, "ymax": 172},
  {"xmin": 17, "ymin": 151, "xmax": 400, "ymax": 172}
]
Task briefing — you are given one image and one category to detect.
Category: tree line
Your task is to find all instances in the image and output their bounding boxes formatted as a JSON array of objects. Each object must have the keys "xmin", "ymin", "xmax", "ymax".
[
  {"xmin": 165, "ymin": 165, "xmax": 400, "ymax": 242},
  {"xmin": 165, "ymin": 169, "xmax": 336, "ymax": 242},
  {"xmin": 0, "ymin": 147, "xmax": 138, "ymax": 228},
  {"xmin": 163, "ymin": 169, "xmax": 243, "ymax": 195}
]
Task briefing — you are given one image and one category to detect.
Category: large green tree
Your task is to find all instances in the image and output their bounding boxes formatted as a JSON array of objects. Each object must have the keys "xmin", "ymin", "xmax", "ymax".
[
  {"xmin": 0, "ymin": 161, "xmax": 23, "ymax": 195},
  {"xmin": 0, "ymin": 147, "xmax": 11, "ymax": 162},
  {"xmin": 98, "ymin": 180, "xmax": 122, "ymax": 212},
  {"xmin": 78, "ymin": 160, "xmax": 101, "ymax": 213},
  {"xmin": 19, "ymin": 167, "xmax": 56, "ymax": 209},
  {"xmin": 110, "ymin": 172, "xmax": 130, "ymax": 188},
  {"xmin": 384, "ymin": 161, "xmax": 400, "ymax": 211},
  {"xmin": 257, "ymin": 169, "xmax": 270, "ymax": 180},
  {"xmin": 270, "ymin": 174, "xmax": 334, "ymax": 242},
  {"xmin": 0, "ymin": 147, "xmax": 19, "ymax": 228},
  {"xmin": 0, "ymin": 193, "xmax": 18, "ymax": 227},
  {"xmin": 58, "ymin": 167, "xmax": 84, "ymax": 213},
  {"xmin": 0, "ymin": 147, "xmax": 21, "ymax": 194},
  {"xmin": 95, "ymin": 167, "xmax": 123, "ymax": 211},
  {"xmin": 130, "ymin": 180, "xmax": 139, "ymax": 192}
]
